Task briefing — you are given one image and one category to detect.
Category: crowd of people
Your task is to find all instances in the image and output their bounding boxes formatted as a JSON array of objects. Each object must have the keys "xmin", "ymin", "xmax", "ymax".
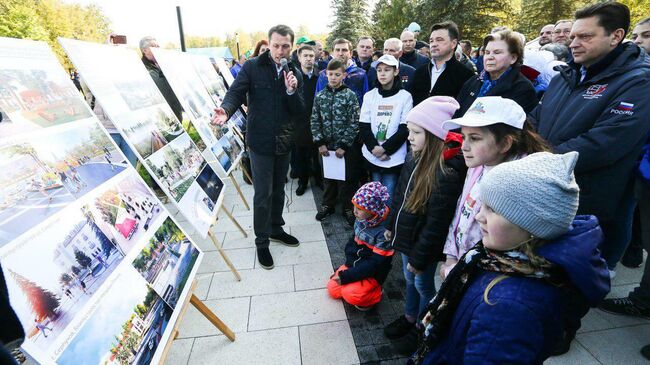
[{"xmin": 210, "ymin": 1, "xmax": 650, "ymax": 362}]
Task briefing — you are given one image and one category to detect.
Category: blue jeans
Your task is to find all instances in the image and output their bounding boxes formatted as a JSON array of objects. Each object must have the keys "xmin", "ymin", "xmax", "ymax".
[
  {"xmin": 110, "ymin": 133, "xmax": 138, "ymax": 167},
  {"xmin": 402, "ymin": 254, "xmax": 437, "ymax": 319},
  {"xmin": 371, "ymin": 171, "xmax": 398, "ymax": 206}
]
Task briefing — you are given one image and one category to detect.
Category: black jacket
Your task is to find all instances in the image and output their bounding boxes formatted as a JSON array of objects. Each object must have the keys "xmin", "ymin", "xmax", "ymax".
[
  {"xmin": 411, "ymin": 56, "xmax": 475, "ymax": 106},
  {"xmin": 400, "ymin": 50, "xmax": 430, "ymax": 70},
  {"xmin": 293, "ymin": 68, "xmax": 319, "ymax": 147},
  {"xmin": 530, "ymin": 42, "xmax": 650, "ymax": 222},
  {"xmin": 142, "ymin": 56, "xmax": 183, "ymax": 121},
  {"xmin": 386, "ymin": 153, "xmax": 466, "ymax": 270},
  {"xmin": 454, "ymin": 66, "xmax": 538, "ymax": 117},
  {"xmin": 339, "ymin": 236, "xmax": 393, "ymax": 285},
  {"xmin": 221, "ymin": 51, "xmax": 305, "ymax": 155}
]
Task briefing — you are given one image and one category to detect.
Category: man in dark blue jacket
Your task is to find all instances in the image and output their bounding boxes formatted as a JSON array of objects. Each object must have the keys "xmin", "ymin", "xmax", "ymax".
[
  {"xmin": 212, "ymin": 25, "xmax": 305, "ymax": 270},
  {"xmin": 315, "ymin": 38, "xmax": 368, "ymax": 106},
  {"xmin": 530, "ymin": 2, "xmax": 650, "ymax": 277}
]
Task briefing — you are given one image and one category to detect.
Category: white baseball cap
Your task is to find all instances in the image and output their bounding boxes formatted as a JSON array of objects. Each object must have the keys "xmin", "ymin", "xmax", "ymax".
[
  {"xmin": 375, "ymin": 54, "xmax": 399, "ymax": 69},
  {"xmin": 442, "ymin": 96, "xmax": 526, "ymax": 130}
]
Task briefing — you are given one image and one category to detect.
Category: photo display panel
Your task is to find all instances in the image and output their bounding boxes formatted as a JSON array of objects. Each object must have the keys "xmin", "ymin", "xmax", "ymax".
[
  {"xmin": 59, "ymin": 38, "xmax": 225, "ymax": 237},
  {"xmin": 0, "ymin": 37, "xmax": 203, "ymax": 365},
  {"xmin": 150, "ymin": 49, "xmax": 244, "ymax": 176}
]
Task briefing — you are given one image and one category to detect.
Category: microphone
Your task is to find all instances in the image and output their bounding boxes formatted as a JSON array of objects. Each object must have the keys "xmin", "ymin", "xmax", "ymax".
[{"xmin": 280, "ymin": 58, "xmax": 290, "ymax": 75}]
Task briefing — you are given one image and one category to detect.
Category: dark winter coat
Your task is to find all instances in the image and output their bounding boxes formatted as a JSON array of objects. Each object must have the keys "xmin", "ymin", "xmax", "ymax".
[
  {"xmin": 411, "ymin": 56, "xmax": 475, "ymax": 106},
  {"xmin": 386, "ymin": 153, "xmax": 466, "ymax": 270},
  {"xmin": 220, "ymin": 50, "xmax": 305, "ymax": 155},
  {"xmin": 142, "ymin": 56, "xmax": 183, "ymax": 121},
  {"xmin": 339, "ymin": 220, "xmax": 393, "ymax": 285},
  {"xmin": 292, "ymin": 69, "xmax": 319, "ymax": 147},
  {"xmin": 422, "ymin": 215, "xmax": 610, "ymax": 365},
  {"xmin": 400, "ymin": 50, "xmax": 430, "ymax": 70},
  {"xmin": 530, "ymin": 42, "xmax": 650, "ymax": 221},
  {"xmin": 454, "ymin": 66, "xmax": 538, "ymax": 117},
  {"xmin": 315, "ymin": 63, "xmax": 369, "ymax": 106}
]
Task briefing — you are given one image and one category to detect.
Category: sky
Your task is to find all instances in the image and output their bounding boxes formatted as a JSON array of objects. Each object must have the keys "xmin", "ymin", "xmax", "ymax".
[{"xmin": 64, "ymin": 0, "xmax": 335, "ymax": 48}]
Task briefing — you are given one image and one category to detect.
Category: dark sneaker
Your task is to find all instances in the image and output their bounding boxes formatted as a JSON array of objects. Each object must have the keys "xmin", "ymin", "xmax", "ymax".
[
  {"xmin": 257, "ymin": 247, "xmax": 274, "ymax": 270},
  {"xmin": 384, "ymin": 315, "xmax": 415, "ymax": 339},
  {"xmin": 269, "ymin": 231, "xmax": 300, "ymax": 247},
  {"xmin": 344, "ymin": 209, "xmax": 356, "ymax": 227},
  {"xmin": 599, "ymin": 297, "xmax": 650, "ymax": 319},
  {"xmin": 391, "ymin": 325, "xmax": 420, "ymax": 355},
  {"xmin": 641, "ymin": 344, "xmax": 650, "ymax": 360},
  {"xmin": 296, "ymin": 184, "xmax": 307, "ymax": 196},
  {"xmin": 315, "ymin": 205, "xmax": 335, "ymax": 221},
  {"xmin": 621, "ymin": 242, "xmax": 643, "ymax": 268}
]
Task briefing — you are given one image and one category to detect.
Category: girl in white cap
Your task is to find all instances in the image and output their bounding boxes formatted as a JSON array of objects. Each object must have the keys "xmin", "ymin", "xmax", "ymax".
[
  {"xmin": 359, "ymin": 54, "xmax": 413, "ymax": 202},
  {"xmin": 439, "ymin": 96, "xmax": 549, "ymax": 279}
]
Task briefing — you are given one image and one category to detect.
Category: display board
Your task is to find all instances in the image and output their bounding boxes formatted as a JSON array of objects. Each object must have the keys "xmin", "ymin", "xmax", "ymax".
[
  {"xmin": 189, "ymin": 55, "xmax": 247, "ymax": 133},
  {"xmin": 151, "ymin": 48, "xmax": 244, "ymax": 176},
  {"xmin": 214, "ymin": 57, "xmax": 236, "ymax": 87},
  {"xmin": 0, "ymin": 37, "xmax": 203, "ymax": 365},
  {"xmin": 59, "ymin": 38, "xmax": 224, "ymax": 237}
]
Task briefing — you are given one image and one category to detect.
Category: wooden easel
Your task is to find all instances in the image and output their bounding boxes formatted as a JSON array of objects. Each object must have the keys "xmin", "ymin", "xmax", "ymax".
[
  {"xmin": 208, "ymin": 227, "xmax": 241, "ymax": 281},
  {"xmin": 158, "ymin": 281, "xmax": 235, "ymax": 365}
]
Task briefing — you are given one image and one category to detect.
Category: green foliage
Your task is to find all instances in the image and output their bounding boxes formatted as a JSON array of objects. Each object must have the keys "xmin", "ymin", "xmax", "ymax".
[
  {"xmin": 516, "ymin": 0, "xmax": 582, "ymax": 40},
  {"xmin": 0, "ymin": 0, "xmax": 112, "ymax": 69},
  {"xmin": 414, "ymin": 0, "xmax": 518, "ymax": 44},
  {"xmin": 74, "ymin": 249, "xmax": 92, "ymax": 268},
  {"xmin": 371, "ymin": 0, "xmax": 416, "ymax": 44},
  {"xmin": 327, "ymin": 0, "xmax": 372, "ymax": 47}
]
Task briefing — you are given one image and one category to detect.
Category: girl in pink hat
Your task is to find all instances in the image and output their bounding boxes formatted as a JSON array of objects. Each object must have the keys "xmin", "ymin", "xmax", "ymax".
[{"xmin": 383, "ymin": 96, "xmax": 466, "ymax": 348}]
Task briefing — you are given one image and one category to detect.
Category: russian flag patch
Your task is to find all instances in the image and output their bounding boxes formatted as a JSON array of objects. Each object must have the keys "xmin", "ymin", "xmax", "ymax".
[{"xmin": 617, "ymin": 102, "xmax": 634, "ymax": 111}]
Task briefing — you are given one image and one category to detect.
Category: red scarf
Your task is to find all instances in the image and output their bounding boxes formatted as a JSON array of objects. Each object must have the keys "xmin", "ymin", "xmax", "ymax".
[{"xmin": 443, "ymin": 132, "xmax": 463, "ymax": 160}]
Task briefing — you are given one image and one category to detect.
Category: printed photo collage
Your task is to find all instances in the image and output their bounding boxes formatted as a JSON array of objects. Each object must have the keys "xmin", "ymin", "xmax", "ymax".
[
  {"xmin": 0, "ymin": 37, "xmax": 203, "ymax": 365},
  {"xmin": 151, "ymin": 48, "xmax": 245, "ymax": 177},
  {"xmin": 58, "ymin": 38, "xmax": 225, "ymax": 237}
]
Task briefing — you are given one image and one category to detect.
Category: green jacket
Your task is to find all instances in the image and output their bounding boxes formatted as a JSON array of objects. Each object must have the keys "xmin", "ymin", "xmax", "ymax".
[{"xmin": 310, "ymin": 84, "xmax": 359, "ymax": 151}]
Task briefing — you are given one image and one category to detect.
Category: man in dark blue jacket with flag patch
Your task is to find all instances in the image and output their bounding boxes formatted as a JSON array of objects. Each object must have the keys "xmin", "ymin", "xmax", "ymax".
[{"xmin": 531, "ymin": 3, "xmax": 650, "ymax": 276}]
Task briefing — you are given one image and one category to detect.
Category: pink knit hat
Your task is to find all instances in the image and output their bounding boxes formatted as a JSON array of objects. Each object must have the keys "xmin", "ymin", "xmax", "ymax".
[{"xmin": 406, "ymin": 96, "xmax": 460, "ymax": 140}]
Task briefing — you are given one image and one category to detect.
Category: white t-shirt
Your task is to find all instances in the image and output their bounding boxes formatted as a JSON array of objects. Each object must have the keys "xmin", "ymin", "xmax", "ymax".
[{"xmin": 360, "ymin": 88, "xmax": 413, "ymax": 168}]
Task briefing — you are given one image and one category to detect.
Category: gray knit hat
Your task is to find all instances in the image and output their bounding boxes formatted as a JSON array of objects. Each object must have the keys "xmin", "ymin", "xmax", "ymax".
[{"xmin": 480, "ymin": 151, "xmax": 580, "ymax": 240}]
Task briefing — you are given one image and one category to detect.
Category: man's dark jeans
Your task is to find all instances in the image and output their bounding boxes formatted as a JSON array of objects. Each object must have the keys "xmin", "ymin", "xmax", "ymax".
[
  {"xmin": 294, "ymin": 144, "xmax": 322, "ymax": 186},
  {"xmin": 629, "ymin": 179, "xmax": 650, "ymax": 307},
  {"xmin": 249, "ymin": 150, "xmax": 290, "ymax": 248}
]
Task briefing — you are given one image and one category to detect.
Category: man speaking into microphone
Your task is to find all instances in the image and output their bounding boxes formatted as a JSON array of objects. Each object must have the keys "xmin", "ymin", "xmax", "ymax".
[{"xmin": 212, "ymin": 25, "xmax": 305, "ymax": 270}]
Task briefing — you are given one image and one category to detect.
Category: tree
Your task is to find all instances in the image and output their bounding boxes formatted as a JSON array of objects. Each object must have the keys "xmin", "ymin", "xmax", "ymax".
[
  {"xmin": 74, "ymin": 249, "xmax": 92, "ymax": 269},
  {"xmin": 71, "ymin": 265, "xmax": 81, "ymax": 275},
  {"xmin": 10, "ymin": 270, "xmax": 60, "ymax": 320},
  {"xmin": 0, "ymin": 0, "xmax": 112, "ymax": 69},
  {"xmin": 516, "ymin": 0, "xmax": 581, "ymax": 40},
  {"xmin": 371, "ymin": 0, "xmax": 416, "ymax": 43},
  {"xmin": 327, "ymin": 0, "xmax": 372, "ymax": 47},
  {"xmin": 59, "ymin": 273, "xmax": 73, "ymax": 285},
  {"xmin": 416, "ymin": 0, "xmax": 518, "ymax": 44}
]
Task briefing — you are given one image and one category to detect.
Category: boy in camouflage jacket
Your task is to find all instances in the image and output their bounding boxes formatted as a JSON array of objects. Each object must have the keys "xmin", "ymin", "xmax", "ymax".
[{"xmin": 311, "ymin": 59, "xmax": 360, "ymax": 224}]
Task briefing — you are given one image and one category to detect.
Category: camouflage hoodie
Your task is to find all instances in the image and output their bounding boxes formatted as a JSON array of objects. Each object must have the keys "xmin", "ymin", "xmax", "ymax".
[{"xmin": 310, "ymin": 84, "xmax": 360, "ymax": 151}]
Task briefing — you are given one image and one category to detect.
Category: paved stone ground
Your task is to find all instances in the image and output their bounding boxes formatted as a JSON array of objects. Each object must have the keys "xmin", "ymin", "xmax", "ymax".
[
  {"xmin": 312, "ymin": 185, "xmax": 410, "ymax": 364},
  {"xmin": 312, "ymin": 179, "xmax": 650, "ymax": 365}
]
